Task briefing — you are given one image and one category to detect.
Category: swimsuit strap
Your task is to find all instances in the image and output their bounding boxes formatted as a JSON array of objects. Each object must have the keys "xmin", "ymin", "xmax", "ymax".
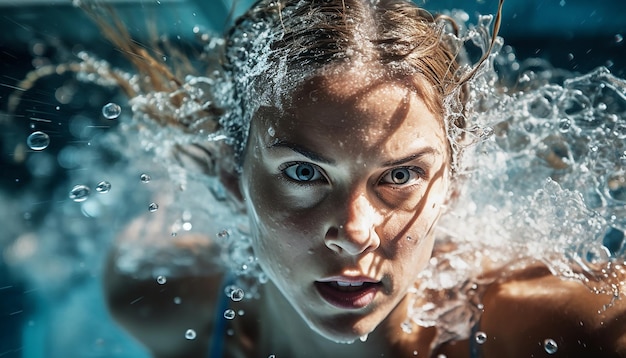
[
  {"xmin": 208, "ymin": 274, "xmax": 234, "ymax": 358},
  {"xmin": 469, "ymin": 317, "xmax": 482, "ymax": 358}
]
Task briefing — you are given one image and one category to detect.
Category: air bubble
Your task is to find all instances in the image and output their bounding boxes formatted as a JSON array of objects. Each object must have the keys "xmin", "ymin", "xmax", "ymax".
[
  {"xmin": 148, "ymin": 203, "xmax": 159, "ymax": 212},
  {"xmin": 614, "ymin": 123, "xmax": 626, "ymax": 139},
  {"xmin": 185, "ymin": 329, "xmax": 196, "ymax": 340},
  {"xmin": 544, "ymin": 338, "xmax": 558, "ymax": 354},
  {"xmin": 474, "ymin": 331, "xmax": 487, "ymax": 344},
  {"xmin": 69, "ymin": 185, "xmax": 90, "ymax": 202},
  {"xmin": 140, "ymin": 173, "xmax": 151, "ymax": 183},
  {"xmin": 606, "ymin": 171, "xmax": 626, "ymax": 202},
  {"xmin": 616, "ymin": 34, "xmax": 624, "ymax": 44},
  {"xmin": 173, "ymin": 297, "xmax": 182, "ymax": 304},
  {"xmin": 268, "ymin": 355, "xmax": 276, "ymax": 358},
  {"xmin": 27, "ymin": 131, "xmax": 50, "ymax": 151},
  {"xmin": 359, "ymin": 334, "xmax": 368, "ymax": 342},
  {"xmin": 223, "ymin": 309, "xmax": 236, "ymax": 320},
  {"xmin": 583, "ymin": 244, "xmax": 611, "ymax": 265},
  {"xmin": 230, "ymin": 288, "xmax": 245, "ymax": 302},
  {"xmin": 95, "ymin": 181, "xmax": 111, "ymax": 193},
  {"xmin": 268, "ymin": 127, "xmax": 275, "ymax": 137},
  {"xmin": 102, "ymin": 102, "xmax": 121, "ymax": 119},
  {"xmin": 217, "ymin": 230, "xmax": 230, "ymax": 239}
]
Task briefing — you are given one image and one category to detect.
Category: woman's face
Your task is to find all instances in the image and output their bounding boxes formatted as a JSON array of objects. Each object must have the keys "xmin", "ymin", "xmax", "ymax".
[{"xmin": 240, "ymin": 71, "xmax": 451, "ymax": 342}]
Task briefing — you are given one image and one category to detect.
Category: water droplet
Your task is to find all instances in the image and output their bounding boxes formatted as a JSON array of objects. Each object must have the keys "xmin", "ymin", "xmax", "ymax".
[
  {"xmin": 148, "ymin": 202, "xmax": 159, "ymax": 212},
  {"xmin": 268, "ymin": 355, "xmax": 276, "ymax": 358},
  {"xmin": 156, "ymin": 275, "xmax": 167, "ymax": 285},
  {"xmin": 230, "ymin": 288, "xmax": 245, "ymax": 302},
  {"xmin": 267, "ymin": 126, "xmax": 275, "ymax": 137},
  {"xmin": 223, "ymin": 309, "xmax": 236, "ymax": 320},
  {"xmin": 102, "ymin": 102, "xmax": 121, "ymax": 119},
  {"xmin": 140, "ymin": 173, "xmax": 151, "ymax": 183},
  {"xmin": 544, "ymin": 338, "xmax": 558, "ymax": 354},
  {"xmin": 559, "ymin": 0, "xmax": 565, "ymax": 6},
  {"xmin": 413, "ymin": 351, "xmax": 418, "ymax": 356},
  {"xmin": 27, "ymin": 131, "xmax": 50, "ymax": 151},
  {"xmin": 583, "ymin": 243, "xmax": 611, "ymax": 265},
  {"xmin": 182, "ymin": 222, "xmax": 192, "ymax": 231},
  {"xmin": 69, "ymin": 185, "xmax": 90, "ymax": 202},
  {"xmin": 173, "ymin": 297, "xmax": 182, "ymax": 304},
  {"xmin": 185, "ymin": 329, "xmax": 196, "ymax": 340},
  {"xmin": 475, "ymin": 331, "xmax": 487, "ymax": 344},
  {"xmin": 359, "ymin": 334, "xmax": 368, "ymax": 342},
  {"xmin": 406, "ymin": 236, "xmax": 412, "ymax": 241},
  {"xmin": 217, "ymin": 230, "xmax": 230, "ymax": 239},
  {"xmin": 480, "ymin": 126, "xmax": 494, "ymax": 140},
  {"xmin": 616, "ymin": 34, "xmax": 624, "ymax": 44},
  {"xmin": 95, "ymin": 181, "xmax": 111, "ymax": 193}
]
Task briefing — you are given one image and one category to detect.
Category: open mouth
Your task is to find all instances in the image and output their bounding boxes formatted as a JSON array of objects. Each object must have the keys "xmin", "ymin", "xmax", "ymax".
[{"xmin": 314, "ymin": 281, "xmax": 382, "ymax": 309}]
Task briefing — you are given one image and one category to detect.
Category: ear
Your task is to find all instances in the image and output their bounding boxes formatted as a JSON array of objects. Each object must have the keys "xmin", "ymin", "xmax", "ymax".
[{"xmin": 172, "ymin": 142, "xmax": 244, "ymax": 204}]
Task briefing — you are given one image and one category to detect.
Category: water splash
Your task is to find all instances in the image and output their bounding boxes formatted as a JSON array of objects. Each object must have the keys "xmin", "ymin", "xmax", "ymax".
[{"xmin": 407, "ymin": 11, "xmax": 626, "ymax": 347}]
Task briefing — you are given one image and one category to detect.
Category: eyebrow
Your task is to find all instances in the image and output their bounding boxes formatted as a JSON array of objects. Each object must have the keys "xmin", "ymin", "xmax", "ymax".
[
  {"xmin": 381, "ymin": 148, "xmax": 438, "ymax": 167},
  {"xmin": 269, "ymin": 139, "xmax": 438, "ymax": 167},
  {"xmin": 268, "ymin": 139, "xmax": 335, "ymax": 164}
]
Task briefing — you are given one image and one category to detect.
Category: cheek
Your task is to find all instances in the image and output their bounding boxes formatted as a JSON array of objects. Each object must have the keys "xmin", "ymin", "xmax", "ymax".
[{"xmin": 243, "ymin": 173, "xmax": 320, "ymax": 275}]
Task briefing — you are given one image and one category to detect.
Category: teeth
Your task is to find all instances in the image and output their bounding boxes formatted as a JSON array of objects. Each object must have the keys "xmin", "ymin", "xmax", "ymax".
[{"xmin": 336, "ymin": 281, "xmax": 364, "ymax": 287}]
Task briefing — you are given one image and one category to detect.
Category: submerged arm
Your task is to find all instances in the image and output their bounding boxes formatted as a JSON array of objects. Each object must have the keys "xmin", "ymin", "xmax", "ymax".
[{"xmin": 103, "ymin": 204, "xmax": 226, "ymax": 358}]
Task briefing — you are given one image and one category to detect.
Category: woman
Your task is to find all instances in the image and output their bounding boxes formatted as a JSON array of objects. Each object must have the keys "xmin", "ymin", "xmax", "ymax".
[{"xmin": 101, "ymin": 0, "xmax": 626, "ymax": 357}]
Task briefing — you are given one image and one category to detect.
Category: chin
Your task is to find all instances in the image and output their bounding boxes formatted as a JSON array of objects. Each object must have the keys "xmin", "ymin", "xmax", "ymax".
[{"xmin": 307, "ymin": 315, "xmax": 380, "ymax": 344}]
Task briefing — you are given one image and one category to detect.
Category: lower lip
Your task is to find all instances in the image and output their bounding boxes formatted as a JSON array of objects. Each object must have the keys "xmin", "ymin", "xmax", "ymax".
[{"xmin": 314, "ymin": 282, "xmax": 380, "ymax": 309}]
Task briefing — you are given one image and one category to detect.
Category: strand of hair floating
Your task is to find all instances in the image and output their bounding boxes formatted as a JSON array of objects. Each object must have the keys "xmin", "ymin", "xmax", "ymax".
[{"xmin": 460, "ymin": 0, "xmax": 505, "ymax": 85}]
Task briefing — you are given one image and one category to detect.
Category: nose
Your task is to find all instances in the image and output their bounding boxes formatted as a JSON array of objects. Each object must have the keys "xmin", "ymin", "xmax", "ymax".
[{"xmin": 325, "ymin": 192, "xmax": 381, "ymax": 256}]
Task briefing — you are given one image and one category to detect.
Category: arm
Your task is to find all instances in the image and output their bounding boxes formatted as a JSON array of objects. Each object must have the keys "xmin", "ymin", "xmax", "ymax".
[
  {"xmin": 479, "ymin": 265, "xmax": 626, "ymax": 357},
  {"xmin": 103, "ymin": 208, "xmax": 225, "ymax": 358}
]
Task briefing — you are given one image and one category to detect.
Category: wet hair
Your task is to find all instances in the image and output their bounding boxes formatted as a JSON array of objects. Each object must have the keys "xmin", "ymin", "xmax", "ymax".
[
  {"xmin": 222, "ymin": 0, "xmax": 503, "ymax": 169},
  {"xmin": 11, "ymin": 0, "xmax": 501, "ymax": 177}
]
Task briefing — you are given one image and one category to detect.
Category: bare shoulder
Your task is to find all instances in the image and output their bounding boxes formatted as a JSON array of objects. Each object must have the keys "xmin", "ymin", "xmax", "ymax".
[{"xmin": 478, "ymin": 264, "xmax": 626, "ymax": 357}]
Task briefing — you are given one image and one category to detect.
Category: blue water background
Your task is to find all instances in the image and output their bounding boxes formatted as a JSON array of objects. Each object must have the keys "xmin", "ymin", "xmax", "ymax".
[{"xmin": 0, "ymin": 0, "xmax": 624, "ymax": 357}]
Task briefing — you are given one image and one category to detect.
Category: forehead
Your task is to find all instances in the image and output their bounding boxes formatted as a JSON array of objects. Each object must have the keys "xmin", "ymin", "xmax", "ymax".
[{"xmin": 251, "ymin": 71, "xmax": 449, "ymax": 160}]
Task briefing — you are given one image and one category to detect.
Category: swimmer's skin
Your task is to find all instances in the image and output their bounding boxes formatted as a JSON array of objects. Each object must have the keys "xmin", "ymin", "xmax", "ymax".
[{"xmin": 104, "ymin": 233, "xmax": 626, "ymax": 358}]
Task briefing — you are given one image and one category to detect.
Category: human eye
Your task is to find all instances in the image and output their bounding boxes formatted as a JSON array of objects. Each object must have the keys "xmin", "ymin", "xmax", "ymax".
[
  {"xmin": 379, "ymin": 166, "xmax": 424, "ymax": 187},
  {"xmin": 280, "ymin": 162, "xmax": 326, "ymax": 183}
]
